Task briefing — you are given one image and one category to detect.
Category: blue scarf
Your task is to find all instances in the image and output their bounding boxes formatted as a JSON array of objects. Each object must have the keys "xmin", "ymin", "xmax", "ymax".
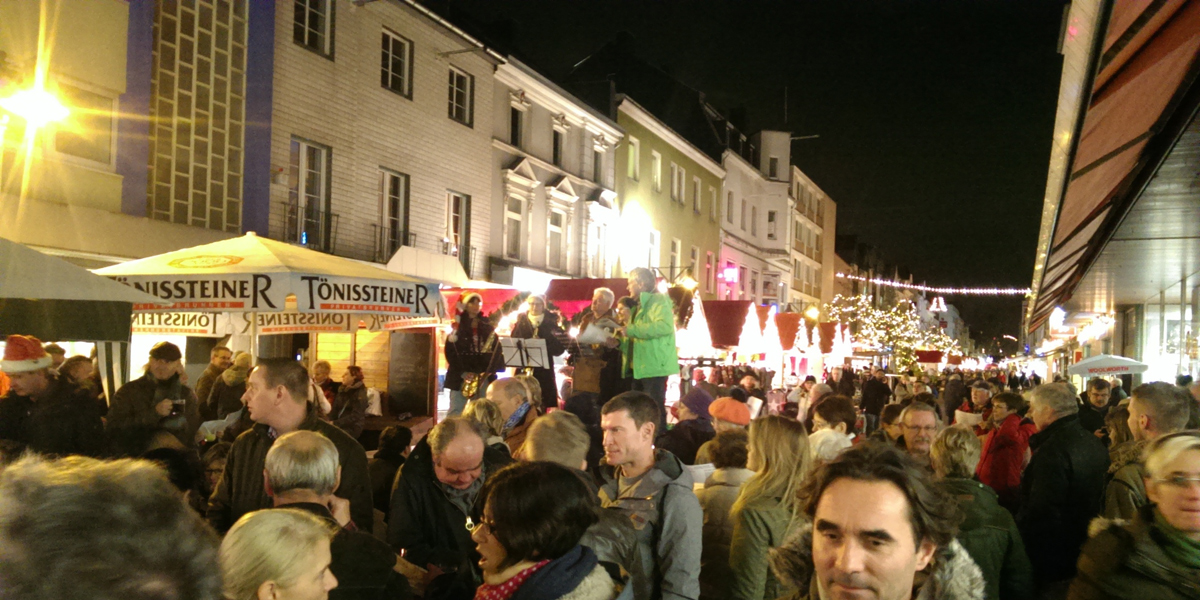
[{"xmin": 503, "ymin": 402, "xmax": 532, "ymax": 435}]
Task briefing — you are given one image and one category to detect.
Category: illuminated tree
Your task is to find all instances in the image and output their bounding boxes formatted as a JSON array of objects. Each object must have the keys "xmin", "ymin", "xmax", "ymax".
[{"xmin": 828, "ymin": 294, "xmax": 961, "ymax": 371}]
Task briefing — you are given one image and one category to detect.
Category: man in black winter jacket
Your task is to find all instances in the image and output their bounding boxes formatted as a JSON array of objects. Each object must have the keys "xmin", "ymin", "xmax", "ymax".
[
  {"xmin": 0, "ymin": 335, "xmax": 104, "ymax": 457},
  {"xmin": 1017, "ymin": 383, "xmax": 1109, "ymax": 595},
  {"xmin": 206, "ymin": 358, "xmax": 373, "ymax": 533},
  {"xmin": 388, "ymin": 417, "xmax": 512, "ymax": 593}
]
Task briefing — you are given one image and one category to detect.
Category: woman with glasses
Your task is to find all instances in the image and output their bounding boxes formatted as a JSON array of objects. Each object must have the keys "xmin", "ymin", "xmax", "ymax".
[
  {"xmin": 977, "ymin": 392, "xmax": 1035, "ymax": 514},
  {"xmin": 1069, "ymin": 431, "xmax": 1200, "ymax": 599},
  {"xmin": 469, "ymin": 461, "xmax": 615, "ymax": 600}
]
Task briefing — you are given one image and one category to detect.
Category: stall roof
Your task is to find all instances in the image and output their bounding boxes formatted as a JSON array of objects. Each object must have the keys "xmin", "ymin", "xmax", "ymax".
[
  {"xmin": 386, "ymin": 246, "xmax": 470, "ymax": 287},
  {"xmin": 545, "ymin": 278, "xmax": 630, "ymax": 318},
  {"xmin": 1026, "ymin": 0, "xmax": 1200, "ymax": 332}
]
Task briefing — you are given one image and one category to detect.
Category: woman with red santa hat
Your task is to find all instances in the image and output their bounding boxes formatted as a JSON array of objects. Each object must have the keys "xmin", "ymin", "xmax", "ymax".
[{"xmin": 0, "ymin": 334, "xmax": 104, "ymax": 457}]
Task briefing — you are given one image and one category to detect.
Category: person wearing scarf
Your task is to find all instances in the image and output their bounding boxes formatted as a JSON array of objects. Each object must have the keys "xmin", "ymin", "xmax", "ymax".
[
  {"xmin": 471, "ymin": 462, "xmax": 617, "ymax": 600},
  {"xmin": 1070, "ymin": 431, "xmax": 1200, "ymax": 598},
  {"xmin": 107, "ymin": 341, "xmax": 201, "ymax": 456}
]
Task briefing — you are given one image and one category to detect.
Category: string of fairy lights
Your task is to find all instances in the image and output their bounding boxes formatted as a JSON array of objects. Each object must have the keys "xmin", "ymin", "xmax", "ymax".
[{"xmin": 835, "ymin": 273, "xmax": 1031, "ymax": 296}]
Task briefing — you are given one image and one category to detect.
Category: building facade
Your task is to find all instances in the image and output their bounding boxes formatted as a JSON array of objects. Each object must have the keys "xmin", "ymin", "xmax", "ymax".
[
  {"xmin": 718, "ymin": 134, "xmax": 791, "ymax": 306},
  {"xmin": 488, "ymin": 57, "xmax": 621, "ymax": 290},
  {"xmin": 615, "ymin": 96, "xmax": 723, "ymax": 297},
  {"xmin": 0, "ymin": 0, "xmax": 227, "ymax": 265},
  {"xmin": 788, "ymin": 165, "xmax": 837, "ymax": 310}
]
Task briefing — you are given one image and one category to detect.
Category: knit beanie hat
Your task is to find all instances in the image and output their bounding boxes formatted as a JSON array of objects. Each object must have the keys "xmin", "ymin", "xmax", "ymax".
[
  {"xmin": 1, "ymin": 335, "xmax": 52, "ymax": 373},
  {"xmin": 680, "ymin": 387, "xmax": 714, "ymax": 420},
  {"xmin": 709, "ymin": 397, "xmax": 751, "ymax": 426}
]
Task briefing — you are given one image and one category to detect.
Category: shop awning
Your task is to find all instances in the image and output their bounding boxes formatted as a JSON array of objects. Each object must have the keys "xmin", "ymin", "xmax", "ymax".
[
  {"xmin": 545, "ymin": 278, "xmax": 630, "ymax": 319},
  {"xmin": 385, "ymin": 246, "xmax": 470, "ymax": 287},
  {"xmin": 1067, "ymin": 354, "xmax": 1149, "ymax": 376},
  {"xmin": 702, "ymin": 300, "xmax": 752, "ymax": 348},
  {"xmin": 1026, "ymin": 0, "xmax": 1200, "ymax": 332},
  {"xmin": 0, "ymin": 237, "xmax": 168, "ymax": 341}
]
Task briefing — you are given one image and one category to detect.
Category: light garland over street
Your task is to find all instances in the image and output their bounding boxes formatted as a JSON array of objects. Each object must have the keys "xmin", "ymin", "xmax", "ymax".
[{"xmin": 835, "ymin": 273, "xmax": 1031, "ymax": 296}]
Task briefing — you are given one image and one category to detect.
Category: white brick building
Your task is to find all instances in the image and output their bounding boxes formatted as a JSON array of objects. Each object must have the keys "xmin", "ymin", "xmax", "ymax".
[
  {"xmin": 263, "ymin": 0, "xmax": 501, "ymax": 278},
  {"xmin": 488, "ymin": 57, "xmax": 621, "ymax": 289},
  {"xmin": 718, "ymin": 131, "xmax": 792, "ymax": 306}
]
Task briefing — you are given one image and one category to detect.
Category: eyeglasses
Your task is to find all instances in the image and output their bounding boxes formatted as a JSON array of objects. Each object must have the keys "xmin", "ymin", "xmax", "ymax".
[
  {"xmin": 902, "ymin": 425, "xmax": 937, "ymax": 434},
  {"xmin": 466, "ymin": 517, "xmax": 498, "ymax": 535},
  {"xmin": 1155, "ymin": 474, "xmax": 1200, "ymax": 489}
]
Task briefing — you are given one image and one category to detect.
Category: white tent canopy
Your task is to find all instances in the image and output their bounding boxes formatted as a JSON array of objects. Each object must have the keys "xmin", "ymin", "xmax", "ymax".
[
  {"xmin": 95, "ymin": 233, "xmax": 439, "ymax": 317},
  {"xmin": 1, "ymin": 237, "xmax": 166, "ymax": 305},
  {"xmin": 1067, "ymin": 354, "xmax": 1149, "ymax": 376}
]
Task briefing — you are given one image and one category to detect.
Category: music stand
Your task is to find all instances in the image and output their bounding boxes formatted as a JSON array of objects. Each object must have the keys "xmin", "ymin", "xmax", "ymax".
[{"xmin": 500, "ymin": 338, "xmax": 550, "ymax": 369}]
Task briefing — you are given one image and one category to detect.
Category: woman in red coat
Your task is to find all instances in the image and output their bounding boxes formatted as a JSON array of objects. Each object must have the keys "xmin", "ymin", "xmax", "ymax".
[{"xmin": 976, "ymin": 392, "xmax": 1032, "ymax": 513}]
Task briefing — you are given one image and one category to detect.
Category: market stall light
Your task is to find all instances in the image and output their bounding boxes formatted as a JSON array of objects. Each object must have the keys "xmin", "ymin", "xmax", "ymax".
[
  {"xmin": 0, "ymin": 87, "xmax": 69, "ymax": 128},
  {"xmin": 804, "ymin": 305, "xmax": 820, "ymax": 320},
  {"xmin": 835, "ymin": 272, "xmax": 1030, "ymax": 296}
]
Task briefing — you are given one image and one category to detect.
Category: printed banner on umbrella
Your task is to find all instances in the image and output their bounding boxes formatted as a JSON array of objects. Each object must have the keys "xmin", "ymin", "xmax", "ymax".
[
  {"xmin": 222, "ymin": 312, "xmax": 357, "ymax": 336},
  {"xmin": 132, "ymin": 312, "xmax": 222, "ymax": 336},
  {"xmin": 112, "ymin": 274, "xmax": 288, "ymax": 312},
  {"xmin": 295, "ymin": 275, "xmax": 438, "ymax": 316}
]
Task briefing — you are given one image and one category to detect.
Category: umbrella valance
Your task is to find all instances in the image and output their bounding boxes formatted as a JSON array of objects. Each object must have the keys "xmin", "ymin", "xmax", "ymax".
[
  {"xmin": 95, "ymin": 233, "xmax": 439, "ymax": 317},
  {"xmin": 1067, "ymin": 354, "xmax": 1148, "ymax": 377}
]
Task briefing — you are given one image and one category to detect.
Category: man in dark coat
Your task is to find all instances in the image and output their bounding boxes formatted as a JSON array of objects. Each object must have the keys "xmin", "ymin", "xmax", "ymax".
[
  {"xmin": 1076, "ymin": 378, "xmax": 1115, "ymax": 440},
  {"xmin": 388, "ymin": 417, "xmax": 512, "ymax": 593},
  {"xmin": 265, "ymin": 430, "xmax": 412, "ymax": 600},
  {"xmin": 206, "ymin": 358, "xmax": 373, "ymax": 533},
  {"xmin": 942, "ymin": 373, "xmax": 967, "ymax": 423},
  {"xmin": 510, "ymin": 295, "xmax": 566, "ymax": 411},
  {"xmin": 655, "ymin": 387, "xmax": 714, "ymax": 465},
  {"xmin": 194, "ymin": 346, "xmax": 231, "ymax": 420},
  {"xmin": 0, "ymin": 335, "xmax": 104, "ymax": 457},
  {"xmin": 1017, "ymin": 383, "xmax": 1109, "ymax": 595},
  {"xmin": 107, "ymin": 341, "xmax": 201, "ymax": 456},
  {"xmin": 859, "ymin": 367, "xmax": 891, "ymax": 434}
]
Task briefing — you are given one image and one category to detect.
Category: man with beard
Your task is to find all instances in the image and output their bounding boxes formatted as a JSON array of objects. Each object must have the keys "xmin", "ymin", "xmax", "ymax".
[{"xmin": 107, "ymin": 341, "xmax": 201, "ymax": 456}]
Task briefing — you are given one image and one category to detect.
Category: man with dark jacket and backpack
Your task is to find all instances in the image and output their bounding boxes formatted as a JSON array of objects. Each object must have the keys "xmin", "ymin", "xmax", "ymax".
[{"xmin": 388, "ymin": 417, "xmax": 512, "ymax": 595}]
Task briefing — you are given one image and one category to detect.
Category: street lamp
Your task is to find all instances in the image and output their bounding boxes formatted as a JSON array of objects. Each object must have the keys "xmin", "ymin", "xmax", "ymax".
[{"xmin": 0, "ymin": 85, "xmax": 71, "ymax": 190}]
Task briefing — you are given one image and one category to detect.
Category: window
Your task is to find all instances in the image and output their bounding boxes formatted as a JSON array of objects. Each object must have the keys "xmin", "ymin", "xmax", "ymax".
[
  {"xmin": 504, "ymin": 196, "xmax": 523, "ymax": 260},
  {"xmin": 548, "ymin": 209, "xmax": 566, "ymax": 270},
  {"xmin": 651, "ymin": 151, "xmax": 662, "ymax": 192},
  {"xmin": 552, "ymin": 129, "xmax": 564, "ymax": 167},
  {"xmin": 447, "ymin": 192, "xmax": 471, "ymax": 270},
  {"xmin": 751, "ymin": 206, "xmax": 757, "ymax": 236},
  {"xmin": 592, "ymin": 149, "xmax": 603, "ymax": 184},
  {"xmin": 54, "ymin": 83, "xmax": 115, "ymax": 165},
  {"xmin": 705, "ymin": 251, "xmax": 715, "ymax": 293},
  {"xmin": 669, "ymin": 162, "xmax": 680, "ymax": 201},
  {"xmin": 739, "ymin": 266, "xmax": 747, "ymax": 296},
  {"xmin": 448, "ymin": 66, "xmax": 474, "ymax": 126},
  {"xmin": 293, "ymin": 0, "xmax": 333, "ymax": 56},
  {"xmin": 588, "ymin": 222, "xmax": 607, "ymax": 277},
  {"xmin": 288, "ymin": 138, "xmax": 331, "ymax": 251},
  {"xmin": 767, "ymin": 210, "xmax": 777, "ymax": 240},
  {"xmin": 750, "ymin": 270, "xmax": 759, "ymax": 298},
  {"xmin": 669, "ymin": 238, "xmax": 681, "ymax": 279},
  {"xmin": 627, "ymin": 137, "xmax": 640, "ymax": 180},
  {"xmin": 647, "ymin": 230, "xmax": 661, "ymax": 269},
  {"xmin": 740, "ymin": 199, "xmax": 747, "ymax": 230},
  {"xmin": 379, "ymin": 169, "xmax": 409, "ymax": 258},
  {"xmin": 381, "ymin": 29, "xmax": 412, "ymax": 96},
  {"xmin": 709, "ymin": 187, "xmax": 717, "ymax": 222},
  {"xmin": 769, "ymin": 156, "xmax": 779, "ymax": 179},
  {"xmin": 509, "ymin": 106, "xmax": 523, "ymax": 147},
  {"xmin": 726, "ymin": 192, "xmax": 734, "ymax": 223},
  {"xmin": 690, "ymin": 246, "xmax": 699, "ymax": 274},
  {"xmin": 692, "ymin": 177, "xmax": 701, "ymax": 214}
]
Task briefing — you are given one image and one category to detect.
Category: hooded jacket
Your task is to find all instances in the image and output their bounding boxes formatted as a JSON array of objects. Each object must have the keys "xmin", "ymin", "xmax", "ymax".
[
  {"xmin": 768, "ymin": 521, "xmax": 987, "ymax": 600},
  {"xmin": 332, "ymin": 381, "xmax": 368, "ymax": 440},
  {"xmin": 939, "ymin": 477, "xmax": 1034, "ymax": 600},
  {"xmin": 206, "ymin": 409, "xmax": 373, "ymax": 533},
  {"xmin": 1069, "ymin": 506, "xmax": 1200, "ymax": 600},
  {"xmin": 624, "ymin": 291, "xmax": 679, "ymax": 380},
  {"xmin": 1016, "ymin": 414, "xmax": 1110, "ymax": 585},
  {"xmin": 696, "ymin": 467, "xmax": 755, "ymax": 600},
  {"xmin": 1104, "ymin": 439, "xmax": 1149, "ymax": 521},
  {"xmin": 195, "ymin": 362, "xmax": 224, "ymax": 418},
  {"xmin": 387, "ymin": 436, "xmax": 512, "ymax": 589},
  {"xmin": 209, "ymin": 364, "xmax": 249, "ymax": 420},
  {"xmin": 975, "ymin": 413, "xmax": 1030, "ymax": 511},
  {"xmin": 599, "ymin": 449, "xmax": 702, "ymax": 600},
  {"xmin": 729, "ymin": 494, "xmax": 800, "ymax": 600}
]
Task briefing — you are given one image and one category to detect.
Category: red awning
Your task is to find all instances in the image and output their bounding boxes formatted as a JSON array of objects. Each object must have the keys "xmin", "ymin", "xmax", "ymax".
[
  {"xmin": 545, "ymin": 278, "xmax": 630, "ymax": 319},
  {"xmin": 442, "ymin": 287, "xmax": 520, "ymax": 320},
  {"xmin": 776, "ymin": 313, "xmax": 803, "ymax": 351},
  {"xmin": 916, "ymin": 350, "xmax": 945, "ymax": 364},
  {"xmin": 702, "ymin": 300, "xmax": 752, "ymax": 348}
]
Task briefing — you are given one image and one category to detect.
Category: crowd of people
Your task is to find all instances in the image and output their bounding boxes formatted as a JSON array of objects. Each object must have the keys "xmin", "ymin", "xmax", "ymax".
[{"xmin": 1, "ymin": 268, "xmax": 1200, "ymax": 599}]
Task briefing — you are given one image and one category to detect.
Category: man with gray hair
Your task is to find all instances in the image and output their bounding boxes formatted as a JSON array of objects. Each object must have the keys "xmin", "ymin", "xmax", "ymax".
[
  {"xmin": 1016, "ymin": 383, "xmax": 1108, "ymax": 597},
  {"xmin": 1104, "ymin": 381, "xmax": 1194, "ymax": 519},
  {"xmin": 897, "ymin": 401, "xmax": 941, "ymax": 466},
  {"xmin": 569, "ymin": 286, "xmax": 624, "ymax": 413},
  {"xmin": 265, "ymin": 431, "xmax": 411, "ymax": 600},
  {"xmin": 619, "ymin": 267, "xmax": 678, "ymax": 429},
  {"xmin": 388, "ymin": 417, "xmax": 511, "ymax": 593}
]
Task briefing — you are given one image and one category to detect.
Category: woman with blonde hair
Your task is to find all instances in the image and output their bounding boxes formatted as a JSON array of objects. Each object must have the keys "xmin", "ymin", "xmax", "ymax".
[
  {"xmin": 219, "ymin": 508, "xmax": 338, "ymax": 600},
  {"xmin": 728, "ymin": 415, "xmax": 810, "ymax": 600}
]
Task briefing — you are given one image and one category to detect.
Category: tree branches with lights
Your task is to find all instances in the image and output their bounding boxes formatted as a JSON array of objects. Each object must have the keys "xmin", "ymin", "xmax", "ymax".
[{"xmin": 828, "ymin": 294, "xmax": 961, "ymax": 371}]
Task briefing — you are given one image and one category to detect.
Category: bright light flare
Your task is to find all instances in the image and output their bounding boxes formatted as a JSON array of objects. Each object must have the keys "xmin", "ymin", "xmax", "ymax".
[
  {"xmin": 804, "ymin": 305, "xmax": 820, "ymax": 320},
  {"xmin": 0, "ymin": 88, "xmax": 70, "ymax": 128}
]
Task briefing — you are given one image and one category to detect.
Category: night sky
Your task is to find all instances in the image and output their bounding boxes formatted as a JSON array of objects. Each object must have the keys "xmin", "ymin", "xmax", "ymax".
[{"xmin": 437, "ymin": 0, "xmax": 1067, "ymax": 351}]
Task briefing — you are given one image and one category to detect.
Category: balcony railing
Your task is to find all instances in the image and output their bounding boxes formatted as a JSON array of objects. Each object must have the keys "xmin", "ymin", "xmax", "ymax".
[
  {"xmin": 273, "ymin": 201, "xmax": 340, "ymax": 254},
  {"xmin": 440, "ymin": 240, "xmax": 478, "ymax": 276},
  {"xmin": 372, "ymin": 225, "xmax": 417, "ymax": 263}
]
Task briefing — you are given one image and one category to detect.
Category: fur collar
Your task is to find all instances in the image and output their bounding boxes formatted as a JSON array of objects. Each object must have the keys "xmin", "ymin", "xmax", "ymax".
[
  {"xmin": 770, "ymin": 521, "xmax": 986, "ymax": 600},
  {"xmin": 558, "ymin": 565, "xmax": 617, "ymax": 600}
]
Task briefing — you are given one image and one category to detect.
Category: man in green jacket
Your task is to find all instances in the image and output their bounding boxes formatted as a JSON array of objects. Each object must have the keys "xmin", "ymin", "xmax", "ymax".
[
  {"xmin": 206, "ymin": 357, "xmax": 373, "ymax": 533},
  {"xmin": 619, "ymin": 267, "xmax": 678, "ymax": 429}
]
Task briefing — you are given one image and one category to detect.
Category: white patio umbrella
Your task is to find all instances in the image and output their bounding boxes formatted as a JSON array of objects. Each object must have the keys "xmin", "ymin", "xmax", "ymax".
[{"xmin": 1067, "ymin": 354, "xmax": 1149, "ymax": 377}]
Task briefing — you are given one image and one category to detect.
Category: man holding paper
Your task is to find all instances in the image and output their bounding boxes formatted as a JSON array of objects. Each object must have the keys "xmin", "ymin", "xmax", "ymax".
[{"xmin": 569, "ymin": 287, "xmax": 626, "ymax": 409}]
